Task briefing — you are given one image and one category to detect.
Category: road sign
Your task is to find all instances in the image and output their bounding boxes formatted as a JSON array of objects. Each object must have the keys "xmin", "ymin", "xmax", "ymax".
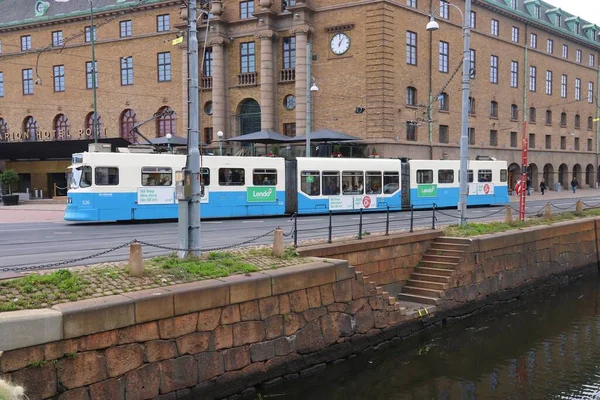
[
  {"xmin": 483, "ymin": 183, "xmax": 491, "ymax": 195},
  {"xmin": 515, "ymin": 180, "xmax": 522, "ymax": 195},
  {"xmin": 362, "ymin": 196, "xmax": 371, "ymax": 208}
]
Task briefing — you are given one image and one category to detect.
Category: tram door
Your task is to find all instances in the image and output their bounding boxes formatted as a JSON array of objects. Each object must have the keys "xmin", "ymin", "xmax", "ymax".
[
  {"xmin": 285, "ymin": 159, "xmax": 297, "ymax": 214},
  {"xmin": 401, "ymin": 160, "xmax": 411, "ymax": 209}
]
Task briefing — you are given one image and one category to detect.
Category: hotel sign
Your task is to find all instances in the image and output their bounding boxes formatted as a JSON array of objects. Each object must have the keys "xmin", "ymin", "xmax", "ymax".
[{"xmin": 0, "ymin": 128, "xmax": 108, "ymax": 143}]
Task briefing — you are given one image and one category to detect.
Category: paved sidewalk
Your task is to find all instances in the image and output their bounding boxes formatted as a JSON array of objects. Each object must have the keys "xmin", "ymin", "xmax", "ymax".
[
  {"xmin": 0, "ymin": 201, "xmax": 66, "ymax": 224},
  {"xmin": 508, "ymin": 188, "xmax": 600, "ymax": 202}
]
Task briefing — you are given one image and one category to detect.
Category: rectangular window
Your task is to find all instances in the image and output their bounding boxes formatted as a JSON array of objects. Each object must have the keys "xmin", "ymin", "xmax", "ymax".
[
  {"xmin": 438, "ymin": 169, "xmax": 454, "ymax": 184},
  {"xmin": 575, "ymin": 22, "xmax": 581, "ymax": 35},
  {"xmin": 121, "ymin": 56, "xmax": 134, "ymax": 85},
  {"xmin": 22, "ymin": 68, "xmax": 33, "ymax": 95},
  {"xmin": 576, "ymin": 49, "xmax": 582, "ymax": 63},
  {"xmin": 546, "ymin": 110, "xmax": 552, "ymax": 125},
  {"xmin": 561, "ymin": 136, "xmax": 566, "ymax": 150},
  {"xmin": 469, "ymin": 49, "xmax": 476, "ymax": 78},
  {"xmin": 501, "ymin": 169, "xmax": 508, "ymax": 182},
  {"xmin": 561, "ymin": 74, "xmax": 567, "ymax": 98},
  {"xmin": 0, "ymin": 40, "xmax": 3, "ymax": 54},
  {"xmin": 141, "ymin": 167, "xmax": 172, "ymax": 186},
  {"xmin": 416, "ymin": 170, "xmax": 433, "ymax": 184},
  {"xmin": 283, "ymin": 122, "xmax": 296, "ymax": 137},
  {"xmin": 439, "ymin": 41, "xmax": 449, "ymax": 73},
  {"xmin": 407, "ymin": 0, "xmax": 417, "ymax": 7},
  {"xmin": 52, "ymin": 31, "xmax": 63, "ymax": 47},
  {"xmin": 383, "ymin": 172, "xmax": 399, "ymax": 194},
  {"xmin": 157, "ymin": 52, "xmax": 171, "ymax": 82},
  {"xmin": 511, "ymin": 0, "xmax": 517, "ymax": 9},
  {"xmin": 240, "ymin": 42, "xmax": 256, "ymax": 73},
  {"xmin": 0, "ymin": 72, "xmax": 3, "ymax": 97},
  {"xmin": 120, "ymin": 20, "xmax": 132, "ymax": 38},
  {"xmin": 468, "ymin": 127, "xmax": 475, "ymax": 145},
  {"xmin": 439, "ymin": 0, "xmax": 449, "ymax": 19},
  {"xmin": 406, "ymin": 31, "xmax": 417, "ymax": 65},
  {"xmin": 547, "ymin": 39, "xmax": 553, "ymax": 54},
  {"xmin": 561, "ymin": 112, "xmax": 567, "ymax": 127},
  {"xmin": 21, "ymin": 35, "xmax": 31, "ymax": 51},
  {"xmin": 322, "ymin": 171, "xmax": 340, "ymax": 195},
  {"xmin": 490, "ymin": 101, "xmax": 498, "ymax": 118},
  {"xmin": 53, "ymin": 65, "xmax": 65, "ymax": 92},
  {"xmin": 491, "ymin": 19, "xmax": 499, "ymax": 36},
  {"xmin": 588, "ymin": 138, "xmax": 593, "ymax": 151},
  {"xmin": 511, "ymin": 27, "xmax": 519, "ymax": 43},
  {"xmin": 557, "ymin": 14, "xmax": 562, "ymax": 27},
  {"xmin": 545, "ymin": 70, "xmax": 552, "ymax": 95},
  {"xmin": 529, "ymin": 108, "xmax": 536, "ymax": 123},
  {"xmin": 575, "ymin": 137, "xmax": 580, "ymax": 151},
  {"xmin": 511, "ymin": 61, "xmax": 518, "ymax": 88},
  {"xmin": 85, "ymin": 26, "xmax": 96, "ymax": 43},
  {"xmin": 589, "ymin": 82, "xmax": 594, "ymax": 104},
  {"xmin": 470, "ymin": 11, "xmax": 476, "ymax": 29},
  {"xmin": 220, "ymin": 168, "xmax": 246, "ymax": 186},
  {"xmin": 562, "ymin": 44, "xmax": 568, "ymax": 58},
  {"xmin": 575, "ymin": 78, "xmax": 581, "ymax": 101},
  {"xmin": 438, "ymin": 125, "xmax": 449, "ymax": 143},
  {"xmin": 529, "ymin": 66, "xmax": 536, "ymax": 92},
  {"xmin": 95, "ymin": 167, "xmax": 119, "ymax": 186},
  {"xmin": 342, "ymin": 171, "xmax": 364, "ymax": 195},
  {"xmin": 534, "ymin": 4, "xmax": 541, "ymax": 18},
  {"xmin": 240, "ymin": 1, "xmax": 255, "ymax": 19},
  {"xmin": 203, "ymin": 47, "xmax": 213, "ymax": 76},
  {"xmin": 529, "ymin": 133, "xmax": 536, "ymax": 149},
  {"xmin": 86, "ymin": 61, "xmax": 98, "ymax": 89},
  {"xmin": 283, "ymin": 37, "xmax": 296, "ymax": 69},
  {"xmin": 530, "ymin": 33, "xmax": 537, "ymax": 48},
  {"xmin": 157, "ymin": 14, "xmax": 170, "ymax": 32},
  {"xmin": 203, "ymin": 127, "xmax": 213, "ymax": 145},
  {"xmin": 590, "ymin": 54, "xmax": 595, "ymax": 67},
  {"xmin": 478, "ymin": 170, "xmax": 492, "ymax": 183},
  {"xmin": 489, "ymin": 130, "xmax": 498, "ymax": 147},
  {"xmin": 511, "ymin": 105, "xmax": 518, "ymax": 120},
  {"xmin": 253, "ymin": 169, "xmax": 277, "ymax": 186},
  {"xmin": 510, "ymin": 131, "xmax": 517, "ymax": 148},
  {"xmin": 545, "ymin": 135, "xmax": 551, "ymax": 149},
  {"xmin": 406, "ymin": 122, "xmax": 417, "ymax": 141},
  {"xmin": 365, "ymin": 171, "xmax": 382, "ymax": 194}
]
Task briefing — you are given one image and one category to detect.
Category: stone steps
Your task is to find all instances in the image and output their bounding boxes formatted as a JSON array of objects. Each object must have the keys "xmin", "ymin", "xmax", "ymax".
[
  {"xmin": 408, "ymin": 279, "xmax": 449, "ymax": 290},
  {"xmin": 397, "ymin": 293, "xmax": 441, "ymax": 306},
  {"xmin": 436, "ymin": 237, "xmax": 472, "ymax": 245},
  {"xmin": 415, "ymin": 266, "xmax": 455, "ymax": 277},
  {"xmin": 410, "ymin": 273, "xmax": 452, "ymax": 283},
  {"xmin": 422, "ymin": 260, "xmax": 460, "ymax": 269},
  {"xmin": 421, "ymin": 254, "xmax": 463, "ymax": 263},
  {"xmin": 430, "ymin": 242, "xmax": 471, "ymax": 251},
  {"xmin": 426, "ymin": 248, "xmax": 466, "ymax": 257},
  {"xmin": 402, "ymin": 286, "xmax": 444, "ymax": 298}
]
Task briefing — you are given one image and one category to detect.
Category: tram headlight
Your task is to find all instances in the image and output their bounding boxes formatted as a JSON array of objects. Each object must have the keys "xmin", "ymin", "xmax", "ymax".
[{"xmin": 67, "ymin": 197, "xmax": 72, "ymax": 204}]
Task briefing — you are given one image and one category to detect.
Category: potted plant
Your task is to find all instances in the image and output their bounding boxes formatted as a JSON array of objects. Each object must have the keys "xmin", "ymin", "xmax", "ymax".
[
  {"xmin": 0, "ymin": 169, "xmax": 20, "ymax": 206},
  {"xmin": 369, "ymin": 147, "xmax": 379, "ymax": 158},
  {"xmin": 332, "ymin": 144, "xmax": 343, "ymax": 158}
]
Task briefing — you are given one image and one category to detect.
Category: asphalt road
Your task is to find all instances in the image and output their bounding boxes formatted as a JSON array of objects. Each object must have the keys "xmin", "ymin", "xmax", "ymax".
[{"xmin": 2, "ymin": 195, "xmax": 599, "ymax": 272}]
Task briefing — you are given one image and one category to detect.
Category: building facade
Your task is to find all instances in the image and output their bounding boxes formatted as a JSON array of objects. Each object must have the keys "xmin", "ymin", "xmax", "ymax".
[{"xmin": 1, "ymin": 0, "xmax": 600, "ymax": 196}]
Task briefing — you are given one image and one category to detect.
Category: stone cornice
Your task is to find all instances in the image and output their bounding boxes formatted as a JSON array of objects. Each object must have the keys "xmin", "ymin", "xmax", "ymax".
[
  {"xmin": 255, "ymin": 29, "xmax": 278, "ymax": 40},
  {"xmin": 207, "ymin": 37, "xmax": 230, "ymax": 46},
  {"xmin": 289, "ymin": 24, "xmax": 312, "ymax": 36}
]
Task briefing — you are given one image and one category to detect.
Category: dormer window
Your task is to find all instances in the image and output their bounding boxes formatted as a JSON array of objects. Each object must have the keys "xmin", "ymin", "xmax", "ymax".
[
  {"xmin": 556, "ymin": 14, "xmax": 561, "ymax": 27},
  {"xmin": 534, "ymin": 4, "xmax": 540, "ymax": 18},
  {"xmin": 511, "ymin": 0, "xmax": 517, "ymax": 9},
  {"xmin": 575, "ymin": 22, "xmax": 581, "ymax": 35}
]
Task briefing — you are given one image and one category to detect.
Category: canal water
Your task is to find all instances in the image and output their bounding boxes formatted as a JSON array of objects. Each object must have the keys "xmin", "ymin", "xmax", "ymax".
[{"xmin": 258, "ymin": 271, "xmax": 600, "ymax": 400}]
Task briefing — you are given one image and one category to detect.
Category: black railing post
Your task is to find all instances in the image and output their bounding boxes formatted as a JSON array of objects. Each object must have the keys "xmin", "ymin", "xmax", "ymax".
[
  {"xmin": 358, "ymin": 208, "xmax": 363, "ymax": 240},
  {"xmin": 410, "ymin": 205, "xmax": 414, "ymax": 233},
  {"xmin": 328, "ymin": 210, "xmax": 333, "ymax": 244},
  {"xmin": 432, "ymin": 203, "xmax": 436, "ymax": 230},
  {"xmin": 385, "ymin": 205, "xmax": 390, "ymax": 236},
  {"xmin": 293, "ymin": 213, "xmax": 298, "ymax": 247}
]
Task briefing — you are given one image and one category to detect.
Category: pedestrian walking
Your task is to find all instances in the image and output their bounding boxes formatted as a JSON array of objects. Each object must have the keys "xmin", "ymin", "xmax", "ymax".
[
  {"xmin": 571, "ymin": 177, "xmax": 578, "ymax": 193},
  {"xmin": 526, "ymin": 177, "xmax": 532, "ymax": 196},
  {"xmin": 540, "ymin": 178, "xmax": 546, "ymax": 195}
]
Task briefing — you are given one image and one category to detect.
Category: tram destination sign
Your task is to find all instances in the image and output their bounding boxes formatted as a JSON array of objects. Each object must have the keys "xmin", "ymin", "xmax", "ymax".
[
  {"xmin": 247, "ymin": 187, "xmax": 276, "ymax": 202},
  {"xmin": 417, "ymin": 184, "xmax": 438, "ymax": 197},
  {"xmin": 137, "ymin": 188, "xmax": 175, "ymax": 205}
]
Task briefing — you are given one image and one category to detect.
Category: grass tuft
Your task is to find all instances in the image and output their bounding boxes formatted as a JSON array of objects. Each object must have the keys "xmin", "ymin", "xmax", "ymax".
[{"xmin": 147, "ymin": 253, "xmax": 259, "ymax": 279}]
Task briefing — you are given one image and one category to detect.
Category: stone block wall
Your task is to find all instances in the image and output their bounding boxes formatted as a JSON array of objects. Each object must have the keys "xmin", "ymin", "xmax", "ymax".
[
  {"xmin": 441, "ymin": 219, "xmax": 600, "ymax": 309},
  {"xmin": 298, "ymin": 230, "xmax": 442, "ymax": 294},
  {"xmin": 0, "ymin": 259, "xmax": 409, "ymax": 400}
]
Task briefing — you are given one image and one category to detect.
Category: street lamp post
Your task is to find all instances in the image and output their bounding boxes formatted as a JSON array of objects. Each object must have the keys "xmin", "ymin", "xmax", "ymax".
[
  {"xmin": 89, "ymin": 0, "xmax": 98, "ymax": 144},
  {"xmin": 217, "ymin": 130, "xmax": 224, "ymax": 155},
  {"xmin": 305, "ymin": 77, "xmax": 319, "ymax": 157},
  {"xmin": 166, "ymin": 133, "xmax": 172, "ymax": 153},
  {"xmin": 426, "ymin": 0, "xmax": 472, "ymax": 226}
]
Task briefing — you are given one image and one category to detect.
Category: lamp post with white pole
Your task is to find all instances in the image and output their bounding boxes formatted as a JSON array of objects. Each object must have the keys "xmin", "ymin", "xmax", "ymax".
[
  {"xmin": 166, "ymin": 133, "xmax": 172, "ymax": 153},
  {"xmin": 305, "ymin": 76, "xmax": 319, "ymax": 157},
  {"xmin": 217, "ymin": 130, "xmax": 224, "ymax": 155},
  {"xmin": 426, "ymin": 0, "xmax": 472, "ymax": 226}
]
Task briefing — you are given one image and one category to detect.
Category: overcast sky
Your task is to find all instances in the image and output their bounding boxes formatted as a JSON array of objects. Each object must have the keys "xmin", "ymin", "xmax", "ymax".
[{"xmin": 545, "ymin": 0, "xmax": 600, "ymax": 25}]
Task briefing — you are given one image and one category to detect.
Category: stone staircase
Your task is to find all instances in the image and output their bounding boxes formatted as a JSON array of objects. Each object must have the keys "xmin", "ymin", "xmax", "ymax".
[{"xmin": 397, "ymin": 237, "xmax": 472, "ymax": 305}]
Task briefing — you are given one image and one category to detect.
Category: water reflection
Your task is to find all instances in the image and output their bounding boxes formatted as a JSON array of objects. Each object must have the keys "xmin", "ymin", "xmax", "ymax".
[{"xmin": 258, "ymin": 272, "xmax": 600, "ymax": 400}]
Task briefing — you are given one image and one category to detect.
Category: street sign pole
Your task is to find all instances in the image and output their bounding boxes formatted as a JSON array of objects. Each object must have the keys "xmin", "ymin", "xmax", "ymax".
[{"xmin": 519, "ymin": 137, "xmax": 528, "ymax": 221}]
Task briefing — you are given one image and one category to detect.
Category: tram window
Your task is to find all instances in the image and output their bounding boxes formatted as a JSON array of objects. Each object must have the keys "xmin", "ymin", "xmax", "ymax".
[
  {"xmin": 342, "ymin": 171, "xmax": 364, "ymax": 195},
  {"xmin": 416, "ymin": 170, "xmax": 433, "ymax": 184},
  {"xmin": 500, "ymin": 169, "xmax": 508, "ymax": 182},
  {"xmin": 80, "ymin": 166, "xmax": 92, "ymax": 188},
  {"xmin": 141, "ymin": 166, "xmax": 172, "ymax": 186},
  {"xmin": 322, "ymin": 171, "xmax": 340, "ymax": 195},
  {"xmin": 301, "ymin": 171, "xmax": 320, "ymax": 196},
  {"xmin": 438, "ymin": 169, "xmax": 454, "ymax": 184},
  {"xmin": 458, "ymin": 170, "xmax": 474, "ymax": 183},
  {"xmin": 366, "ymin": 171, "xmax": 382, "ymax": 194},
  {"xmin": 95, "ymin": 167, "xmax": 119, "ymax": 186},
  {"xmin": 478, "ymin": 169, "xmax": 493, "ymax": 183},
  {"xmin": 201, "ymin": 168, "xmax": 210, "ymax": 186},
  {"xmin": 219, "ymin": 168, "xmax": 245, "ymax": 186},
  {"xmin": 253, "ymin": 169, "xmax": 277, "ymax": 186},
  {"xmin": 383, "ymin": 171, "xmax": 399, "ymax": 194}
]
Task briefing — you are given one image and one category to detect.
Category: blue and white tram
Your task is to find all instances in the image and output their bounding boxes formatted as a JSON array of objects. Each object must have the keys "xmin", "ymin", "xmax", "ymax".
[{"xmin": 65, "ymin": 151, "xmax": 286, "ymax": 221}]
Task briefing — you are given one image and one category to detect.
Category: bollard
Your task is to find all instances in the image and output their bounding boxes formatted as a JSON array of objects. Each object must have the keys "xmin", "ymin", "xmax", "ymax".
[
  {"xmin": 273, "ymin": 228, "xmax": 284, "ymax": 257},
  {"xmin": 544, "ymin": 203, "xmax": 552, "ymax": 219},
  {"xmin": 576, "ymin": 199, "xmax": 583, "ymax": 213},
  {"xmin": 505, "ymin": 205, "xmax": 512, "ymax": 224},
  {"xmin": 128, "ymin": 242, "xmax": 143, "ymax": 277}
]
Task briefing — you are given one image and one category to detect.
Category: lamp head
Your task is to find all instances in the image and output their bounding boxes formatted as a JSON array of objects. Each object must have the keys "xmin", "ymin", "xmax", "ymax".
[
  {"xmin": 310, "ymin": 83, "xmax": 319, "ymax": 92},
  {"xmin": 426, "ymin": 17, "xmax": 440, "ymax": 32},
  {"xmin": 217, "ymin": 130, "xmax": 224, "ymax": 138},
  {"xmin": 166, "ymin": 133, "xmax": 172, "ymax": 140}
]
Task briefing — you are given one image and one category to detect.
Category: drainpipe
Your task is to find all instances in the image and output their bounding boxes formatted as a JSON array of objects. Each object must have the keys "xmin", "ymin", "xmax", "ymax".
[
  {"xmin": 596, "ymin": 51, "xmax": 600, "ymax": 188},
  {"xmin": 428, "ymin": 0, "xmax": 434, "ymax": 160}
]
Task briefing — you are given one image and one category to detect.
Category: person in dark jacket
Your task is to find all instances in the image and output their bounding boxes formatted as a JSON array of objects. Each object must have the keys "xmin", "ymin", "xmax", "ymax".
[
  {"xmin": 571, "ymin": 177, "xmax": 578, "ymax": 193},
  {"xmin": 526, "ymin": 177, "xmax": 531, "ymax": 196},
  {"xmin": 540, "ymin": 178, "xmax": 546, "ymax": 195}
]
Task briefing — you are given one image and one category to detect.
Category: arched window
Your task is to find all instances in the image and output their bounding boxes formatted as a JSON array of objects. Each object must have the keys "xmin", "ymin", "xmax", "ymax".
[
  {"xmin": 588, "ymin": 116, "xmax": 594, "ymax": 131},
  {"xmin": 85, "ymin": 112, "xmax": 102, "ymax": 139},
  {"xmin": 120, "ymin": 109, "xmax": 137, "ymax": 142},
  {"xmin": 0, "ymin": 118, "xmax": 7, "ymax": 142},
  {"xmin": 468, "ymin": 97, "xmax": 476, "ymax": 115},
  {"xmin": 156, "ymin": 106, "xmax": 176, "ymax": 137},
  {"xmin": 406, "ymin": 87, "xmax": 417, "ymax": 106},
  {"xmin": 23, "ymin": 116, "xmax": 37, "ymax": 142},
  {"xmin": 490, "ymin": 101, "xmax": 498, "ymax": 118},
  {"xmin": 54, "ymin": 114, "xmax": 70, "ymax": 140},
  {"xmin": 561, "ymin": 112, "xmax": 567, "ymax": 127},
  {"xmin": 529, "ymin": 107, "xmax": 536, "ymax": 123},
  {"xmin": 510, "ymin": 104, "xmax": 518, "ymax": 120},
  {"xmin": 545, "ymin": 110, "xmax": 552, "ymax": 125},
  {"xmin": 575, "ymin": 114, "xmax": 581, "ymax": 129},
  {"xmin": 438, "ymin": 92, "xmax": 449, "ymax": 111}
]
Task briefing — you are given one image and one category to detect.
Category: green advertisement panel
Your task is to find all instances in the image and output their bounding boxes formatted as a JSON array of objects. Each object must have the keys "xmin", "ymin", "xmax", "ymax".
[
  {"xmin": 247, "ymin": 186, "xmax": 277, "ymax": 202},
  {"xmin": 417, "ymin": 184, "xmax": 438, "ymax": 197}
]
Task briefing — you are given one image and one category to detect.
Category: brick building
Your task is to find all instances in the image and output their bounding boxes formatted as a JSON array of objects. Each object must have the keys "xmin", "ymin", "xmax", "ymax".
[{"xmin": 1, "ymin": 0, "xmax": 599, "ymax": 196}]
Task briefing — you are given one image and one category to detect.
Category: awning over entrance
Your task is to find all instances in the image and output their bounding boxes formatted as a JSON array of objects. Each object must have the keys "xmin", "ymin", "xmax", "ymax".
[{"xmin": 0, "ymin": 138, "xmax": 132, "ymax": 161}]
